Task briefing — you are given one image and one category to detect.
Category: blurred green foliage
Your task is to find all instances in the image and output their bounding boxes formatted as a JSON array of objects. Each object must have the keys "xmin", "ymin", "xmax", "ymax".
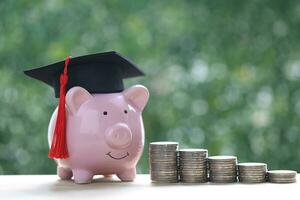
[{"xmin": 1, "ymin": 0, "xmax": 300, "ymax": 175}]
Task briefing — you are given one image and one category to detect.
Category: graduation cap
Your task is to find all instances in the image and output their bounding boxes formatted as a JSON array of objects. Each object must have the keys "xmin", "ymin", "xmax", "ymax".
[
  {"xmin": 24, "ymin": 51, "xmax": 145, "ymax": 159},
  {"xmin": 24, "ymin": 51, "xmax": 144, "ymax": 97}
]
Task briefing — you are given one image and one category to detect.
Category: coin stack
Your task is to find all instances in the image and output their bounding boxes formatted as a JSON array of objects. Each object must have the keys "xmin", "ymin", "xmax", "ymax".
[
  {"xmin": 268, "ymin": 170, "xmax": 297, "ymax": 183},
  {"xmin": 237, "ymin": 163, "xmax": 267, "ymax": 183},
  {"xmin": 208, "ymin": 156, "xmax": 237, "ymax": 183},
  {"xmin": 149, "ymin": 141, "xmax": 179, "ymax": 183},
  {"xmin": 178, "ymin": 149, "xmax": 208, "ymax": 183}
]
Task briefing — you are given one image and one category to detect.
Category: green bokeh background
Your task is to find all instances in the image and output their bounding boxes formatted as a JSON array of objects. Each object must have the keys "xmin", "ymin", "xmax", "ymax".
[{"xmin": 1, "ymin": 0, "xmax": 300, "ymax": 174}]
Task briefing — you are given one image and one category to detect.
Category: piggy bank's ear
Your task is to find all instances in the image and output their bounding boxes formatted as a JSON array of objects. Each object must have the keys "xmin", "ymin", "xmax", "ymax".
[
  {"xmin": 123, "ymin": 85, "xmax": 149, "ymax": 111},
  {"xmin": 66, "ymin": 87, "xmax": 93, "ymax": 114}
]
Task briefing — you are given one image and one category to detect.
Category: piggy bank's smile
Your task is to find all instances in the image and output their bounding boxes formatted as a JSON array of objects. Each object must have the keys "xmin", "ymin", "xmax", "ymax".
[{"xmin": 106, "ymin": 152, "xmax": 129, "ymax": 160}]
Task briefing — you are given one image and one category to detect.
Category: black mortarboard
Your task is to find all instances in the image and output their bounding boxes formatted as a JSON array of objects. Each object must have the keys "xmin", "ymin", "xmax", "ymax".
[
  {"xmin": 24, "ymin": 51, "xmax": 144, "ymax": 97},
  {"xmin": 24, "ymin": 51, "xmax": 145, "ymax": 159}
]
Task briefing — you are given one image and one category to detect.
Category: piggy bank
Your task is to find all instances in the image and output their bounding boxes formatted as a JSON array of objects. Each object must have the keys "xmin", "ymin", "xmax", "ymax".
[{"xmin": 48, "ymin": 84, "xmax": 149, "ymax": 184}]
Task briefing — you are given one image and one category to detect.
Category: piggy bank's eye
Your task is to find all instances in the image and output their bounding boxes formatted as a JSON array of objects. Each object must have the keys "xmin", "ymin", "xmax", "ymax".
[
  {"xmin": 124, "ymin": 109, "xmax": 128, "ymax": 114},
  {"xmin": 103, "ymin": 111, "xmax": 108, "ymax": 115}
]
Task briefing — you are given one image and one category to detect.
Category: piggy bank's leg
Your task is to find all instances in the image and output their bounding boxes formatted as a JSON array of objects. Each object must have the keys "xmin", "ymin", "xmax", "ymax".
[
  {"xmin": 103, "ymin": 174, "xmax": 113, "ymax": 178},
  {"xmin": 73, "ymin": 169, "xmax": 94, "ymax": 184},
  {"xmin": 117, "ymin": 168, "xmax": 136, "ymax": 182},
  {"xmin": 57, "ymin": 167, "xmax": 73, "ymax": 180}
]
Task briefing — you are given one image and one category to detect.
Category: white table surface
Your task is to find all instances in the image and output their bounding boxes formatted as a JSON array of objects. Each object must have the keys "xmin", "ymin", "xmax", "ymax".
[{"xmin": 0, "ymin": 174, "xmax": 299, "ymax": 200}]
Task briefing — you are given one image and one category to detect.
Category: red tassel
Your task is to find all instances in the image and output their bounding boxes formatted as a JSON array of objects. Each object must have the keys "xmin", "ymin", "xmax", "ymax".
[{"xmin": 48, "ymin": 56, "xmax": 71, "ymax": 159}]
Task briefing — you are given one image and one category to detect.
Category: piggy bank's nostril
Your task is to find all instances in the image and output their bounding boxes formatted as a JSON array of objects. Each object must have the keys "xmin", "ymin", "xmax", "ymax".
[{"xmin": 105, "ymin": 123, "xmax": 132, "ymax": 149}]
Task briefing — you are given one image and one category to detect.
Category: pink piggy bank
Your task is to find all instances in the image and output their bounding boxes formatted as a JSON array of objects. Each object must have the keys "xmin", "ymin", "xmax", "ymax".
[{"xmin": 48, "ymin": 84, "xmax": 149, "ymax": 184}]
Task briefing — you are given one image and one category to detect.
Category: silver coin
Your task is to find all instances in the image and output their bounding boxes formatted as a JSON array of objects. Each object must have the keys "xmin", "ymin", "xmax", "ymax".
[
  {"xmin": 239, "ymin": 173, "xmax": 266, "ymax": 177},
  {"xmin": 210, "ymin": 169, "xmax": 237, "ymax": 172},
  {"xmin": 239, "ymin": 172, "xmax": 267, "ymax": 176},
  {"xmin": 179, "ymin": 160, "xmax": 207, "ymax": 164},
  {"xmin": 180, "ymin": 162, "xmax": 207, "ymax": 166},
  {"xmin": 180, "ymin": 171, "xmax": 207, "ymax": 175},
  {"xmin": 180, "ymin": 172, "xmax": 207, "ymax": 176},
  {"xmin": 209, "ymin": 164, "xmax": 237, "ymax": 167},
  {"xmin": 179, "ymin": 162, "xmax": 206, "ymax": 166},
  {"xmin": 209, "ymin": 176, "xmax": 237, "ymax": 179},
  {"xmin": 179, "ymin": 149, "xmax": 208, "ymax": 156},
  {"xmin": 150, "ymin": 167, "xmax": 178, "ymax": 171},
  {"xmin": 210, "ymin": 169, "xmax": 236, "ymax": 173},
  {"xmin": 150, "ymin": 159, "xmax": 177, "ymax": 165},
  {"xmin": 181, "ymin": 180, "xmax": 207, "ymax": 183},
  {"xmin": 268, "ymin": 177, "xmax": 296, "ymax": 183},
  {"xmin": 180, "ymin": 178, "xmax": 207, "ymax": 183},
  {"xmin": 151, "ymin": 169, "xmax": 178, "ymax": 172},
  {"xmin": 150, "ymin": 166, "xmax": 178, "ymax": 170},
  {"xmin": 151, "ymin": 171, "xmax": 177, "ymax": 175},
  {"xmin": 180, "ymin": 176, "xmax": 207, "ymax": 179},
  {"xmin": 179, "ymin": 148, "xmax": 208, "ymax": 152},
  {"xmin": 150, "ymin": 149, "xmax": 178, "ymax": 152},
  {"xmin": 238, "ymin": 169, "xmax": 266, "ymax": 173},
  {"xmin": 150, "ymin": 157, "xmax": 177, "ymax": 160},
  {"xmin": 150, "ymin": 149, "xmax": 177, "ymax": 153},
  {"xmin": 150, "ymin": 155, "xmax": 177, "ymax": 158},
  {"xmin": 151, "ymin": 180, "xmax": 178, "ymax": 183},
  {"xmin": 238, "ymin": 168, "xmax": 267, "ymax": 172},
  {"xmin": 179, "ymin": 169, "xmax": 207, "ymax": 173},
  {"xmin": 179, "ymin": 167, "xmax": 207, "ymax": 171},
  {"xmin": 210, "ymin": 178, "xmax": 237, "ymax": 183},
  {"xmin": 269, "ymin": 177, "xmax": 297, "ymax": 181},
  {"xmin": 238, "ymin": 177, "xmax": 266, "ymax": 181},
  {"xmin": 151, "ymin": 174, "xmax": 178, "ymax": 178},
  {"xmin": 238, "ymin": 162, "xmax": 266, "ymax": 167},
  {"xmin": 151, "ymin": 174, "xmax": 178, "ymax": 177},
  {"xmin": 150, "ymin": 141, "xmax": 178, "ymax": 145},
  {"xmin": 209, "ymin": 172, "xmax": 237, "ymax": 176},
  {"xmin": 150, "ymin": 163, "xmax": 178, "ymax": 167},
  {"xmin": 150, "ymin": 151, "xmax": 178, "ymax": 154},
  {"xmin": 150, "ymin": 154, "xmax": 178, "ymax": 158},
  {"xmin": 268, "ymin": 170, "xmax": 297, "ymax": 178},
  {"xmin": 150, "ymin": 161, "xmax": 177, "ymax": 165},
  {"xmin": 151, "ymin": 178, "xmax": 178, "ymax": 181},
  {"xmin": 151, "ymin": 176, "xmax": 178, "ymax": 180},
  {"xmin": 210, "ymin": 173, "xmax": 237, "ymax": 176},
  {"xmin": 181, "ymin": 165, "xmax": 206, "ymax": 168},
  {"xmin": 180, "ymin": 174, "xmax": 207, "ymax": 178},
  {"xmin": 150, "ymin": 144, "xmax": 178, "ymax": 150},
  {"xmin": 209, "ymin": 161, "xmax": 237, "ymax": 164},
  {"xmin": 180, "ymin": 156, "xmax": 206, "ymax": 158},
  {"xmin": 179, "ymin": 154, "xmax": 207, "ymax": 157},
  {"xmin": 209, "ymin": 165, "xmax": 237, "ymax": 169},
  {"xmin": 179, "ymin": 157, "xmax": 207, "ymax": 160},
  {"xmin": 239, "ymin": 179, "xmax": 266, "ymax": 183},
  {"xmin": 151, "ymin": 173, "xmax": 178, "ymax": 176},
  {"xmin": 150, "ymin": 158, "xmax": 177, "ymax": 161},
  {"xmin": 239, "ymin": 175, "xmax": 266, "ymax": 179},
  {"xmin": 208, "ymin": 155, "xmax": 237, "ymax": 160},
  {"xmin": 180, "ymin": 176, "xmax": 207, "ymax": 180},
  {"xmin": 149, "ymin": 154, "xmax": 177, "ymax": 159},
  {"xmin": 180, "ymin": 161, "xmax": 206, "ymax": 164}
]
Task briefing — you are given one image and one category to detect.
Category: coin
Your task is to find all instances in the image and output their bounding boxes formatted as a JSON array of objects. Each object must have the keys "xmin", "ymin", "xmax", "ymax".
[
  {"xmin": 267, "ymin": 170, "xmax": 297, "ymax": 183},
  {"xmin": 149, "ymin": 141, "xmax": 179, "ymax": 183},
  {"xmin": 237, "ymin": 162, "xmax": 267, "ymax": 183},
  {"xmin": 208, "ymin": 155, "xmax": 237, "ymax": 183},
  {"xmin": 178, "ymin": 148, "xmax": 208, "ymax": 183}
]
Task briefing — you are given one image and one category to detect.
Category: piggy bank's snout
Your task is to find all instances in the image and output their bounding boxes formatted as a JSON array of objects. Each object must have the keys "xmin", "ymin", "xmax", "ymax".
[{"xmin": 105, "ymin": 123, "xmax": 132, "ymax": 149}]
